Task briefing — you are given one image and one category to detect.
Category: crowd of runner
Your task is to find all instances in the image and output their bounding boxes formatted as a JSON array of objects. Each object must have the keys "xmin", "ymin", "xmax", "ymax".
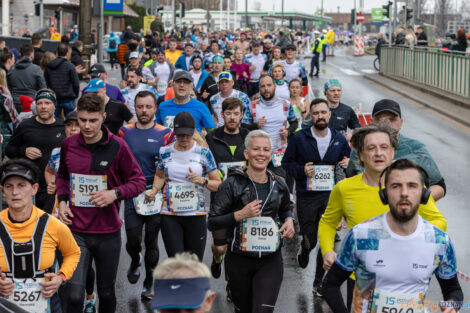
[{"xmin": 0, "ymin": 25, "xmax": 463, "ymax": 313}]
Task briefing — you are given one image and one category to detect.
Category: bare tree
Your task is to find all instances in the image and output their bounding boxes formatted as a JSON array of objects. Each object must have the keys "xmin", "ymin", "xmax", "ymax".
[
  {"xmin": 436, "ymin": 0, "xmax": 452, "ymax": 33},
  {"xmin": 459, "ymin": 0, "xmax": 470, "ymax": 18},
  {"xmin": 413, "ymin": 0, "xmax": 427, "ymax": 21}
]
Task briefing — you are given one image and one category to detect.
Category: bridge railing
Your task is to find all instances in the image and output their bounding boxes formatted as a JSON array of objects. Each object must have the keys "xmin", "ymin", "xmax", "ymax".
[{"xmin": 380, "ymin": 46, "xmax": 470, "ymax": 99}]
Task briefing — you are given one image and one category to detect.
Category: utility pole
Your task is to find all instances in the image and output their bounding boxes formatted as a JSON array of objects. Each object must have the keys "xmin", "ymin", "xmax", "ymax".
[
  {"xmin": 393, "ymin": 0, "xmax": 397, "ymax": 30},
  {"xmin": 79, "ymin": 0, "xmax": 92, "ymax": 71},
  {"xmin": 2, "ymin": 0, "xmax": 9, "ymax": 36},
  {"xmin": 281, "ymin": 0, "xmax": 284, "ymax": 27},
  {"xmin": 245, "ymin": 0, "xmax": 248, "ymax": 28},
  {"xmin": 358, "ymin": 0, "xmax": 363, "ymax": 38},
  {"xmin": 98, "ymin": 0, "xmax": 104, "ymax": 64},
  {"xmin": 206, "ymin": 0, "xmax": 210, "ymax": 31},
  {"xmin": 40, "ymin": 0, "xmax": 44, "ymax": 29},
  {"xmin": 172, "ymin": 0, "xmax": 176, "ymax": 29}
]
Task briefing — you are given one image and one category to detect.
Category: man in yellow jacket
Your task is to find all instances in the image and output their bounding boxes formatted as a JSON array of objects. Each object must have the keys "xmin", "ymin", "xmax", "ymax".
[
  {"xmin": 318, "ymin": 123, "xmax": 447, "ymax": 309},
  {"xmin": 327, "ymin": 29, "xmax": 335, "ymax": 56},
  {"xmin": 309, "ymin": 32, "xmax": 322, "ymax": 77}
]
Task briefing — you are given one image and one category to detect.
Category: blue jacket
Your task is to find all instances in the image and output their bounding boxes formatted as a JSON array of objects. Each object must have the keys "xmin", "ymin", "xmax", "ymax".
[
  {"xmin": 175, "ymin": 53, "xmax": 193, "ymax": 71},
  {"xmin": 282, "ymin": 127, "xmax": 351, "ymax": 200},
  {"xmin": 194, "ymin": 70, "xmax": 209, "ymax": 91}
]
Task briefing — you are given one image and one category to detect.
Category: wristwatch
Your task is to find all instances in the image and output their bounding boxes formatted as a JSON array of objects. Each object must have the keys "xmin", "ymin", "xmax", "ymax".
[
  {"xmin": 114, "ymin": 189, "xmax": 122, "ymax": 200},
  {"xmin": 203, "ymin": 178, "xmax": 209, "ymax": 187}
]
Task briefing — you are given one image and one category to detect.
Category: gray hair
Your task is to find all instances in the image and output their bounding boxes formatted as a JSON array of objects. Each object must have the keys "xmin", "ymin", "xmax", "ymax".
[{"xmin": 244, "ymin": 130, "xmax": 272, "ymax": 150}]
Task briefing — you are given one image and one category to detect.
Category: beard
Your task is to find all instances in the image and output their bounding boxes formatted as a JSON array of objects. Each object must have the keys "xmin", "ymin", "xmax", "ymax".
[
  {"xmin": 313, "ymin": 119, "xmax": 328, "ymax": 130},
  {"xmin": 261, "ymin": 91, "xmax": 275, "ymax": 101},
  {"xmin": 389, "ymin": 200, "xmax": 419, "ymax": 223},
  {"xmin": 224, "ymin": 119, "xmax": 240, "ymax": 132},
  {"xmin": 137, "ymin": 114, "xmax": 154, "ymax": 124}
]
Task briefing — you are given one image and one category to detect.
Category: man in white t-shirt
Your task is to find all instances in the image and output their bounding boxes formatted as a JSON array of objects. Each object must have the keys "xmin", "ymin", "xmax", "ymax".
[
  {"xmin": 322, "ymin": 158, "xmax": 463, "ymax": 313},
  {"xmin": 189, "ymin": 55, "xmax": 209, "ymax": 92},
  {"xmin": 148, "ymin": 49, "xmax": 175, "ymax": 84},
  {"xmin": 121, "ymin": 68, "xmax": 159, "ymax": 117},
  {"xmin": 208, "ymin": 72, "xmax": 251, "ymax": 127},
  {"xmin": 281, "ymin": 98, "xmax": 350, "ymax": 294},
  {"xmin": 243, "ymin": 40, "xmax": 268, "ymax": 97}
]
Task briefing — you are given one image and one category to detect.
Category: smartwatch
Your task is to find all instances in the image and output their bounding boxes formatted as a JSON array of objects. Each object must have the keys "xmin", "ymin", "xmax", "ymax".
[{"xmin": 114, "ymin": 189, "xmax": 122, "ymax": 199}]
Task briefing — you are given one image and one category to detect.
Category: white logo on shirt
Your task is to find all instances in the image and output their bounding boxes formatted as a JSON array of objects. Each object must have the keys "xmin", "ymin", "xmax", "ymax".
[
  {"xmin": 100, "ymin": 161, "xmax": 108, "ymax": 167},
  {"xmin": 56, "ymin": 133, "xmax": 61, "ymax": 138},
  {"xmin": 171, "ymin": 285, "xmax": 181, "ymax": 290},
  {"xmin": 148, "ymin": 139, "xmax": 158, "ymax": 143}
]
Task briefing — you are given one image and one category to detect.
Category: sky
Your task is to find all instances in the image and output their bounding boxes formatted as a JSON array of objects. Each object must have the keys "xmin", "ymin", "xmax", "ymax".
[{"xmin": 234, "ymin": 0, "xmax": 459, "ymax": 14}]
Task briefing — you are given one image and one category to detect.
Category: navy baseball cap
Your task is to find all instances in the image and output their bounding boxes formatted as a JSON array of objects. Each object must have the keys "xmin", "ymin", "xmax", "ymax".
[
  {"xmin": 86, "ymin": 79, "xmax": 106, "ymax": 92},
  {"xmin": 151, "ymin": 278, "xmax": 210, "ymax": 310}
]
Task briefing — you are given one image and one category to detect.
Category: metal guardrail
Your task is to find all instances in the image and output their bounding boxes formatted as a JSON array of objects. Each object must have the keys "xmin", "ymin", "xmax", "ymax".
[{"xmin": 380, "ymin": 46, "xmax": 470, "ymax": 98}]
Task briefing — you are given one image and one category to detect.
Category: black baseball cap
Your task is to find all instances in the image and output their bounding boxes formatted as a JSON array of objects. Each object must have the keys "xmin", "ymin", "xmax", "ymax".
[
  {"xmin": 286, "ymin": 44, "xmax": 297, "ymax": 50},
  {"xmin": 65, "ymin": 111, "xmax": 78, "ymax": 123},
  {"xmin": 173, "ymin": 70, "xmax": 193, "ymax": 83},
  {"xmin": 372, "ymin": 99, "xmax": 402, "ymax": 118},
  {"xmin": 0, "ymin": 159, "xmax": 40, "ymax": 185},
  {"xmin": 90, "ymin": 64, "xmax": 106, "ymax": 77},
  {"xmin": 252, "ymin": 40, "xmax": 261, "ymax": 46},
  {"xmin": 173, "ymin": 112, "xmax": 195, "ymax": 136}
]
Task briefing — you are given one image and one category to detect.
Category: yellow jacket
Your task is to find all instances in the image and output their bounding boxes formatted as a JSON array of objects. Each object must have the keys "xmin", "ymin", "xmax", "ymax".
[
  {"xmin": 327, "ymin": 30, "xmax": 335, "ymax": 44},
  {"xmin": 0, "ymin": 206, "xmax": 81, "ymax": 280}
]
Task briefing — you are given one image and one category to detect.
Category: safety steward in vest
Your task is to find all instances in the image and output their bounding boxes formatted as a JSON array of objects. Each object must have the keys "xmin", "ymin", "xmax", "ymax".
[{"xmin": 0, "ymin": 159, "xmax": 80, "ymax": 312}]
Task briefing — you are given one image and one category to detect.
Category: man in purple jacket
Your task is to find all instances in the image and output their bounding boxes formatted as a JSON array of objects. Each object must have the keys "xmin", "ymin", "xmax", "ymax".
[{"xmin": 56, "ymin": 93, "xmax": 146, "ymax": 313}]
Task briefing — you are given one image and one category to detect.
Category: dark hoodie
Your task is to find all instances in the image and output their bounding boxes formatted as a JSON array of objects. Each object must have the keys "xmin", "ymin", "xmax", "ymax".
[
  {"xmin": 70, "ymin": 46, "xmax": 83, "ymax": 67},
  {"xmin": 44, "ymin": 57, "xmax": 80, "ymax": 102},
  {"xmin": 7, "ymin": 56, "xmax": 46, "ymax": 112}
]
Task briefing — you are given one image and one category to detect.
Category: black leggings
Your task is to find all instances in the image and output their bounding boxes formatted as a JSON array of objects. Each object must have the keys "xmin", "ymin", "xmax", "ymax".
[
  {"xmin": 225, "ymin": 250, "xmax": 284, "ymax": 313},
  {"xmin": 66, "ymin": 231, "xmax": 121, "ymax": 313},
  {"xmin": 124, "ymin": 199, "xmax": 161, "ymax": 285},
  {"xmin": 160, "ymin": 215, "xmax": 207, "ymax": 261}
]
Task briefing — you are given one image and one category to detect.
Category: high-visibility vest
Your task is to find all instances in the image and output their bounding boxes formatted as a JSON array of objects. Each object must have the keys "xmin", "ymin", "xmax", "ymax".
[{"xmin": 312, "ymin": 37, "xmax": 323, "ymax": 53}]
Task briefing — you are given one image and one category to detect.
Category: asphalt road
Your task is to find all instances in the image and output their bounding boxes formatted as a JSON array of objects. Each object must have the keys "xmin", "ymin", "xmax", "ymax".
[{"xmin": 89, "ymin": 46, "xmax": 470, "ymax": 312}]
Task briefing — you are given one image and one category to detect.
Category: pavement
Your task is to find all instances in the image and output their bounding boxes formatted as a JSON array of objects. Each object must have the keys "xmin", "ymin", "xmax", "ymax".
[{"xmin": 87, "ymin": 46, "xmax": 470, "ymax": 312}]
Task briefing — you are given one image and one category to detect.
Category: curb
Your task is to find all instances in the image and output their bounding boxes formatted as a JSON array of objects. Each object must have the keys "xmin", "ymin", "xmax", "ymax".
[{"xmin": 363, "ymin": 74, "xmax": 470, "ymax": 128}]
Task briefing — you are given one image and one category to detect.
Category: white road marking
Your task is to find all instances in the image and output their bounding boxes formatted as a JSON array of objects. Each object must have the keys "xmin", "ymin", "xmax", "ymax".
[
  {"xmin": 340, "ymin": 68, "xmax": 361, "ymax": 76},
  {"xmin": 361, "ymin": 69, "xmax": 376, "ymax": 74}
]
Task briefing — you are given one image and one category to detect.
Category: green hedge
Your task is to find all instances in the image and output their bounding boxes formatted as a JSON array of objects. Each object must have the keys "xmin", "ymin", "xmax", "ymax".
[{"xmin": 125, "ymin": 3, "xmax": 145, "ymax": 32}]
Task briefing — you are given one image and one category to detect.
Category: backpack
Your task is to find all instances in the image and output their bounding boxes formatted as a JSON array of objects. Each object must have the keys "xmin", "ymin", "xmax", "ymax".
[{"xmin": 109, "ymin": 39, "xmax": 117, "ymax": 49}]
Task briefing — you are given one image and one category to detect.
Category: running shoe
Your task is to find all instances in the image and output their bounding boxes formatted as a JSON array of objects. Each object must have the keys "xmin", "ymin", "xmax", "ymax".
[
  {"xmin": 297, "ymin": 247, "xmax": 310, "ymax": 269},
  {"xmin": 313, "ymin": 283, "xmax": 323, "ymax": 297},
  {"xmin": 84, "ymin": 297, "xmax": 96, "ymax": 313},
  {"xmin": 211, "ymin": 257, "xmax": 222, "ymax": 279},
  {"xmin": 127, "ymin": 253, "xmax": 142, "ymax": 284},
  {"xmin": 141, "ymin": 277, "xmax": 153, "ymax": 300}
]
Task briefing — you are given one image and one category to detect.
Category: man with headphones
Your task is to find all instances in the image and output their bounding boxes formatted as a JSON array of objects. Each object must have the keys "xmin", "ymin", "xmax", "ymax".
[
  {"xmin": 322, "ymin": 158, "xmax": 463, "ymax": 313},
  {"xmin": 318, "ymin": 123, "xmax": 447, "ymax": 310}
]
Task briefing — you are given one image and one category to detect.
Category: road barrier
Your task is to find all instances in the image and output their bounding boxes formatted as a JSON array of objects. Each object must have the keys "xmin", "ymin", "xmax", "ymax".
[{"xmin": 380, "ymin": 46, "xmax": 470, "ymax": 99}]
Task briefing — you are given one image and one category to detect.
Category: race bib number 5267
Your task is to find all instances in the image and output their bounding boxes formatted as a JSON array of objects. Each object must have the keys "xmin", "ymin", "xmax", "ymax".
[{"xmin": 7, "ymin": 278, "xmax": 50, "ymax": 313}]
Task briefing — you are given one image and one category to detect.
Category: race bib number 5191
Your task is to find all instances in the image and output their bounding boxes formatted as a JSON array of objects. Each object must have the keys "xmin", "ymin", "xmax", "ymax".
[{"xmin": 71, "ymin": 173, "xmax": 107, "ymax": 207}]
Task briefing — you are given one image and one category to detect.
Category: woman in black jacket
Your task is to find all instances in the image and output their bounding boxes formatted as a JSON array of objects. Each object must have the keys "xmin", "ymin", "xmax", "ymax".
[{"xmin": 208, "ymin": 129, "xmax": 295, "ymax": 313}]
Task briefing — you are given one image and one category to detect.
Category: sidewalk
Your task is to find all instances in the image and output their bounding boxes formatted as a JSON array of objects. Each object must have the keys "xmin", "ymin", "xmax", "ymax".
[{"xmin": 364, "ymin": 73, "xmax": 470, "ymax": 128}]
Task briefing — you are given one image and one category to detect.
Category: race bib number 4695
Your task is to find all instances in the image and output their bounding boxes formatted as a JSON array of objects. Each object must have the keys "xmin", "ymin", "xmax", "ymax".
[
  {"xmin": 167, "ymin": 182, "xmax": 200, "ymax": 213},
  {"xmin": 71, "ymin": 173, "xmax": 107, "ymax": 207},
  {"xmin": 307, "ymin": 165, "xmax": 335, "ymax": 191},
  {"xmin": 241, "ymin": 216, "xmax": 280, "ymax": 252},
  {"xmin": 7, "ymin": 278, "xmax": 50, "ymax": 313}
]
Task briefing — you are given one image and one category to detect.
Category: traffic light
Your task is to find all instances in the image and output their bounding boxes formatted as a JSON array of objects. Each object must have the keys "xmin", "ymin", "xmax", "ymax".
[
  {"xmin": 351, "ymin": 8, "xmax": 356, "ymax": 24},
  {"xmin": 406, "ymin": 8, "xmax": 413, "ymax": 21},
  {"xmin": 180, "ymin": 2, "xmax": 185, "ymax": 18},
  {"xmin": 34, "ymin": 3, "xmax": 40, "ymax": 16},
  {"xmin": 54, "ymin": 9, "xmax": 61, "ymax": 21},
  {"xmin": 382, "ymin": 1, "xmax": 392, "ymax": 18}
]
